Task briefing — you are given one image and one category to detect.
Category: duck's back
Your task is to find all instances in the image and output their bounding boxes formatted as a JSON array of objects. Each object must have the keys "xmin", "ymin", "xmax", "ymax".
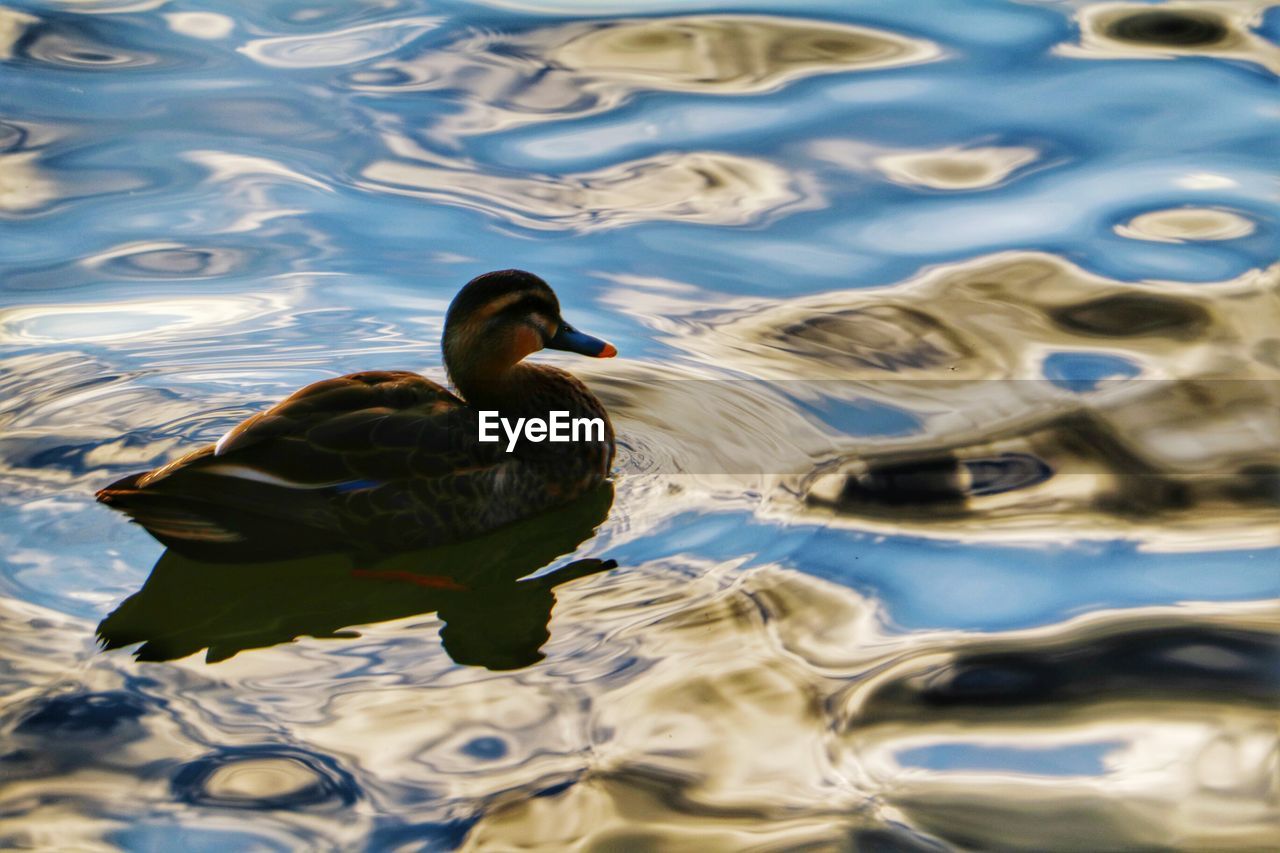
[{"xmin": 97, "ymin": 370, "xmax": 610, "ymax": 560}]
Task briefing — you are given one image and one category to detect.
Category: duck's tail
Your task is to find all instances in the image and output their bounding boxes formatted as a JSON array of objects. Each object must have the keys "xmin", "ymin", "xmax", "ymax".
[
  {"xmin": 98, "ymin": 473, "xmax": 246, "ymax": 545},
  {"xmin": 96, "ymin": 470, "xmax": 349, "ymax": 562}
]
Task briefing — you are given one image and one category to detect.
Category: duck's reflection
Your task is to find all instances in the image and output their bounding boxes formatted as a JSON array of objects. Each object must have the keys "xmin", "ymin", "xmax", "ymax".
[{"xmin": 98, "ymin": 484, "xmax": 615, "ymax": 670}]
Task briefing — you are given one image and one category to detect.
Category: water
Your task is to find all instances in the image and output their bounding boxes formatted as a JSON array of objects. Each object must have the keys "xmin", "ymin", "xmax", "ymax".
[{"xmin": 2, "ymin": 0, "xmax": 1277, "ymax": 849}]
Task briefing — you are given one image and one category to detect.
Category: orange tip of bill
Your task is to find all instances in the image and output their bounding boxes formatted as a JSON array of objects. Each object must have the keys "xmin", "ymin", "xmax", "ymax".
[{"xmin": 598, "ymin": 342, "xmax": 618, "ymax": 358}]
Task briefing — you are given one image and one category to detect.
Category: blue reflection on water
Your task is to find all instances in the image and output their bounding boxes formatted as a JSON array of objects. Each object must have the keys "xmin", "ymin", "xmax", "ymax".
[
  {"xmin": 1042, "ymin": 352, "xmax": 1141, "ymax": 392},
  {"xmin": 604, "ymin": 513, "xmax": 1280, "ymax": 631},
  {"xmin": 897, "ymin": 741, "xmax": 1123, "ymax": 777}
]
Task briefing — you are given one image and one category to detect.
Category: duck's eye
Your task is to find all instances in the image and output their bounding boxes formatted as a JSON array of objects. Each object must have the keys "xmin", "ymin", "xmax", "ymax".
[{"xmin": 531, "ymin": 313, "xmax": 558, "ymax": 343}]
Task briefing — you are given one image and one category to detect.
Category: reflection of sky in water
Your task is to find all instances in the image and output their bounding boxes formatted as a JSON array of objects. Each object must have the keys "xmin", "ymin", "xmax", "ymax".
[
  {"xmin": 2, "ymin": 0, "xmax": 1278, "ymax": 849},
  {"xmin": 1042, "ymin": 352, "xmax": 1141, "ymax": 392},
  {"xmin": 601, "ymin": 512, "xmax": 1280, "ymax": 631},
  {"xmin": 896, "ymin": 740, "xmax": 1124, "ymax": 777}
]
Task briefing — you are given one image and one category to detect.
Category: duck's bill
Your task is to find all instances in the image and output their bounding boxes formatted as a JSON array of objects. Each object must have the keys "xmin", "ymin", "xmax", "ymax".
[{"xmin": 548, "ymin": 322, "xmax": 617, "ymax": 358}]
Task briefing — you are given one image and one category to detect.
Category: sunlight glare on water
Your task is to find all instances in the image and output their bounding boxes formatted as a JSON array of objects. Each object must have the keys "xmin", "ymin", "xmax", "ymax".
[{"xmin": 1, "ymin": 0, "xmax": 1277, "ymax": 850}]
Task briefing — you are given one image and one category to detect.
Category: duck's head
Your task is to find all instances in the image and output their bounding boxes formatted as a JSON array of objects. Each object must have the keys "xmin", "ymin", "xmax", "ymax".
[{"xmin": 443, "ymin": 270, "xmax": 615, "ymax": 396}]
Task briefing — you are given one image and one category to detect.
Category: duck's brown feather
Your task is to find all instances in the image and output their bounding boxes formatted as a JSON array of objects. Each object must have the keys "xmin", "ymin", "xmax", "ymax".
[{"xmin": 98, "ymin": 369, "xmax": 611, "ymax": 560}]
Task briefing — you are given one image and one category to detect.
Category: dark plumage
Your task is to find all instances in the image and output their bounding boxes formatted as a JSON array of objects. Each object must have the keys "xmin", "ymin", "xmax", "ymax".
[{"xmin": 97, "ymin": 270, "xmax": 617, "ymax": 560}]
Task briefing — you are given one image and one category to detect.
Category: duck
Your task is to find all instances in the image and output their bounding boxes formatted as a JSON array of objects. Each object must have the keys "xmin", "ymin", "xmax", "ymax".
[{"xmin": 97, "ymin": 269, "xmax": 617, "ymax": 561}]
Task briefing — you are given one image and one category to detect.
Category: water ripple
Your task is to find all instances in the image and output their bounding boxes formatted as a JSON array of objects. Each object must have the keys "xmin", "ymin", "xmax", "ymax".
[
  {"xmin": 547, "ymin": 15, "xmax": 940, "ymax": 93},
  {"xmin": 1062, "ymin": 2, "xmax": 1280, "ymax": 74},
  {"xmin": 3, "ymin": 0, "xmax": 1279, "ymax": 848},
  {"xmin": 171, "ymin": 745, "xmax": 360, "ymax": 811},
  {"xmin": 1117, "ymin": 206, "xmax": 1257, "ymax": 242},
  {"xmin": 873, "ymin": 145, "xmax": 1041, "ymax": 191},
  {"xmin": 359, "ymin": 148, "xmax": 817, "ymax": 231},
  {"xmin": 0, "ymin": 151, "xmax": 60, "ymax": 215},
  {"xmin": 592, "ymin": 252, "xmax": 1280, "ymax": 547},
  {"xmin": 346, "ymin": 14, "xmax": 938, "ymax": 138},
  {"xmin": 6, "ymin": 8, "xmax": 202, "ymax": 73},
  {"xmin": 240, "ymin": 17, "xmax": 441, "ymax": 69}
]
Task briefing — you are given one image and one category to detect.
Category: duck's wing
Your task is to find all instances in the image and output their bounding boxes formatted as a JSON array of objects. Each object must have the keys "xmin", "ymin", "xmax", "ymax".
[
  {"xmin": 215, "ymin": 371, "xmax": 455, "ymax": 456},
  {"xmin": 98, "ymin": 371, "xmax": 504, "ymax": 558},
  {"xmin": 180, "ymin": 370, "xmax": 491, "ymax": 483}
]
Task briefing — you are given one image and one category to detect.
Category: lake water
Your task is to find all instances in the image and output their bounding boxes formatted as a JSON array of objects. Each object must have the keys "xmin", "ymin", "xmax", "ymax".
[{"xmin": 2, "ymin": 1, "xmax": 1278, "ymax": 850}]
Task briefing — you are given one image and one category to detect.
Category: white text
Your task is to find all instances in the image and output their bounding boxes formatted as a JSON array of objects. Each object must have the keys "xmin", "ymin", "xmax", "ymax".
[{"xmin": 478, "ymin": 410, "xmax": 605, "ymax": 452}]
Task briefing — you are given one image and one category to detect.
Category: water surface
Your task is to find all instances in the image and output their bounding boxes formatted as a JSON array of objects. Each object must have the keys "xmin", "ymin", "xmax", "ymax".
[{"xmin": 1, "ymin": 0, "xmax": 1278, "ymax": 849}]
